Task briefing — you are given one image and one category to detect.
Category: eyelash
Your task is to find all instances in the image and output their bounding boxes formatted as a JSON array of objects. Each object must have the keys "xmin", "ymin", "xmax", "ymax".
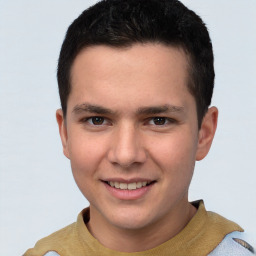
[
  {"xmin": 82, "ymin": 116, "xmax": 110, "ymax": 126},
  {"xmin": 81, "ymin": 116, "xmax": 176, "ymax": 127},
  {"xmin": 147, "ymin": 117, "xmax": 176, "ymax": 126}
]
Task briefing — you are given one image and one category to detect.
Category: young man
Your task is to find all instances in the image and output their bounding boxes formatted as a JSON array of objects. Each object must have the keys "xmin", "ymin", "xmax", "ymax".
[{"xmin": 24, "ymin": 0, "xmax": 255, "ymax": 255}]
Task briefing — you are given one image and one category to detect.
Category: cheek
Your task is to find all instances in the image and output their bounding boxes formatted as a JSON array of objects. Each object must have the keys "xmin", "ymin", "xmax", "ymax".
[
  {"xmin": 149, "ymin": 132, "xmax": 197, "ymax": 177},
  {"xmin": 67, "ymin": 132, "xmax": 108, "ymax": 184},
  {"xmin": 68, "ymin": 137, "xmax": 106, "ymax": 201}
]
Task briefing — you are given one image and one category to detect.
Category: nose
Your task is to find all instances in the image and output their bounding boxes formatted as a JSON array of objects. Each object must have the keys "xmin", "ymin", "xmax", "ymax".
[{"xmin": 107, "ymin": 123, "xmax": 147, "ymax": 168}]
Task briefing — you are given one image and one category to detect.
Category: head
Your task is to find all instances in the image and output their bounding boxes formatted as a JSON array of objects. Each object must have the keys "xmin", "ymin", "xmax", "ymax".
[
  {"xmin": 56, "ymin": 0, "xmax": 218, "ymax": 251},
  {"xmin": 57, "ymin": 0, "xmax": 214, "ymax": 128}
]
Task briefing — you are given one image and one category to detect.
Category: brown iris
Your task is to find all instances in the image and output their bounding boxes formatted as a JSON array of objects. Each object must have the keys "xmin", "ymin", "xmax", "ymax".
[
  {"xmin": 91, "ymin": 117, "xmax": 105, "ymax": 125},
  {"xmin": 153, "ymin": 117, "xmax": 166, "ymax": 125}
]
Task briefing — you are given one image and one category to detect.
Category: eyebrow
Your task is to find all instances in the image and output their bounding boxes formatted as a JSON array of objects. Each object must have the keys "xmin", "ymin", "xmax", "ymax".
[
  {"xmin": 72, "ymin": 103, "xmax": 184, "ymax": 116},
  {"xmin": 136, "ymin": 104, "xmax": 185, "ymax": 115},
  {"xmin": 72, "ymin": 103, "xmax": 115, "ymax": 115}
]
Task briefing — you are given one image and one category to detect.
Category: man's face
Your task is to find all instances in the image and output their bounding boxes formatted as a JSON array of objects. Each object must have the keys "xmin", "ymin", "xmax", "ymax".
[{"xmin": 57, "ymin": 44, "xmax": 215, "ymax": 232}]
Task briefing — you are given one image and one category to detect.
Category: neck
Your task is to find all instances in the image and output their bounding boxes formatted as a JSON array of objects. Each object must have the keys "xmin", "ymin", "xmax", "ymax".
[{"xmin": 87, "ymin": 201, "xmax": 197, "ymax": 252}]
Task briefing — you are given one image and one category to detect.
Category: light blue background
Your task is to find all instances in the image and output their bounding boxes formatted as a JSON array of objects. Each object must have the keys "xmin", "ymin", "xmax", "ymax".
[{"xmin": 0, "ymin": 1, "xmax": 255, "ymax": 255}]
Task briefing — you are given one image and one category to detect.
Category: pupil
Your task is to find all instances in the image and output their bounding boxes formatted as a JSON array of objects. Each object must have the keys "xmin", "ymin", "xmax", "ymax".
[
  {"xmin": 92, "ymin": 117, "xmax": 104, "ymax": 125},
  {"xmin": 154, "ymin": 117, "xmax": 166, "ymax": 125}
]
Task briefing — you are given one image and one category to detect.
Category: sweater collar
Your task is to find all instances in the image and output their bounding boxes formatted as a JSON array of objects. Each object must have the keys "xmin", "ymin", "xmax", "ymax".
[{"xmin": 76, "ymin": 200, "xmax": 243, "ymax": 255}]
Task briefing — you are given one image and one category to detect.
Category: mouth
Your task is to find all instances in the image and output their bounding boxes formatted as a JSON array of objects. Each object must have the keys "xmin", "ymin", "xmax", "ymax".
[
  {"xmin": 102, "ymin": 179, "xmax": 156, "ymax": 200},
  {"xmin": 104, "ymin": 180, "xmax": 156, "ymax": 190}
]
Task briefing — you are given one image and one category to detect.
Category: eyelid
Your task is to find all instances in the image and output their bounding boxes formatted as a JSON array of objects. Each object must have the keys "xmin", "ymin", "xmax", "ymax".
[
  {"xmin": 147, "ymin": 117, "xmax": 177, "ymax": 126},
  {"xmin": 80, "ymin": 116, "xmax": 112, "ymax": 126},
  {"xmin": 79, "ymin": 115, "xmax": 177, "ymax": 127}
]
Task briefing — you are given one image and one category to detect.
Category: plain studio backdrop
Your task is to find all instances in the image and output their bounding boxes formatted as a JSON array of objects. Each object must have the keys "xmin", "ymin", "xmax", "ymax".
[{"xmin": 0, "ymin": 1, "xmax": 255, "ymax": 255}]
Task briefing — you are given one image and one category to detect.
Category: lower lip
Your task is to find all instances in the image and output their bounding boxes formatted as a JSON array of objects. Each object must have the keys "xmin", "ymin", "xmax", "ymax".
[{"xmin": 103, "ymin": 182, "xmax": 155, "ymax": 200}]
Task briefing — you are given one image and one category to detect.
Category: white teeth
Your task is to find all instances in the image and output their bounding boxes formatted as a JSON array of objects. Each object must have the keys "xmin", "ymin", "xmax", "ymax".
[
  {"xmin": 127, "ymin": 183, "xmax": 136, "ymax": 190},
  {"xmin": 136, "ymin": 182, "xmax": 142, "ymax": 188},
  {"xmin": 108, "ymin": 181, "xmax": 151, "ymax": 190},
  {"xmin": 120, "ymin": 183, "xmax": 128, "ymax": 189}
]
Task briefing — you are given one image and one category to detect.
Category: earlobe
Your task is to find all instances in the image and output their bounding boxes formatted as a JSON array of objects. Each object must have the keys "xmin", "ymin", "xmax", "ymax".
[
  {"xmin": 56, "ymin": 109, "xmax": 70, "ymax": 159},
  {"xmin": 196, "ymin": 107, "xmax": 218, "ymax": 161}
]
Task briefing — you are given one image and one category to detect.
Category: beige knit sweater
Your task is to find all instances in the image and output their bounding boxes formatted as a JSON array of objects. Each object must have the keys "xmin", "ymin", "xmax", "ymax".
[{"xmin": 24, "ymin": 201, "xmax": 243, "ymax": 256}]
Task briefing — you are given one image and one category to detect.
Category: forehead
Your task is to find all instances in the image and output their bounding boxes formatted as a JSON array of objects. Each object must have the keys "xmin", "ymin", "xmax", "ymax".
[
  {"xmin": 71, "ymin": 43, "xmax": 190, "ymax": 81},
  {"xmin": 69, "ymin": 43, "xmax": 194, "ymax": 113}
]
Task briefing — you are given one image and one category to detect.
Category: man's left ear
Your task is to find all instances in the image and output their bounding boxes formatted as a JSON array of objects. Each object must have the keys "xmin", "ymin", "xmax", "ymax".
[{"xmin": 196, "ymin": 106, "xmax": 218, "ymax": 161}]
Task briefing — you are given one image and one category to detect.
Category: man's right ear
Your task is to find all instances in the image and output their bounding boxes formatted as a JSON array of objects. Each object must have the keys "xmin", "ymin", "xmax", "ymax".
[{"xmin": 56, "ymin": 109, "xmax": 70, "ymax": 159}]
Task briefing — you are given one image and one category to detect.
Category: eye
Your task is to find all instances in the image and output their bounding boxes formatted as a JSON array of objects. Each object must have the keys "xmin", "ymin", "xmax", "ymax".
[
  {"xmin": 87, "ymin": 116, "xmax": 106, "ymax": 125},
  {"xmin": 148, "ymin": 117, "xmax": 176, "ymax": 126},
  {"xmin": 149, "ymin": 117, "xmax": 168, "ymax": 125}
]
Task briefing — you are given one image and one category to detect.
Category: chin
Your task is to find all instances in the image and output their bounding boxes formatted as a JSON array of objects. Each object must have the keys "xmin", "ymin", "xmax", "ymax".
[{"xmin": 108, "ymin": 208, "xmax": 156, "ymax": 231}]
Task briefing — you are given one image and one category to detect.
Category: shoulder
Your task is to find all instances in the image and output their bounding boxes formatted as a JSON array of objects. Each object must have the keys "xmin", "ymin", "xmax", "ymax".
[
  {"xmin": 209, "ymin": 231, "xmax": 255, "ymax": 256},
  {"xmin": 23, "ymin": 222, "xmax": 77, "ymax": 256},
  {"xmin": 24, "ymin": 208, "xmax": 91, "ymax": 256}
]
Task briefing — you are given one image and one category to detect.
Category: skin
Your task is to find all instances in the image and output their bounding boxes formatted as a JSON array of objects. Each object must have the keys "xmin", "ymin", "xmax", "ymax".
[{"xmin": 56, "ymin": 43, "xmax": 218, "ymax": 252}]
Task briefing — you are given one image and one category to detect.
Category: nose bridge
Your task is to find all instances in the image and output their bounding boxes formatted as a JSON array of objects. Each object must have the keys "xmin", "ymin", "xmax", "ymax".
[{"xmin": 108, "ymin": 121, "xmax": 146, "ymax": 167}]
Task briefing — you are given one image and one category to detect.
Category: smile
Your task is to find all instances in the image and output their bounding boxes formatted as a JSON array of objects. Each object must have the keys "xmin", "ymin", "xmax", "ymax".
[
  {"xmin": 103, "ymin": 179, "xmax": 156, "ymax": 200},
  {"xmin": 107, "ymin": 181, "xmax": 152, "ymax": 190}
]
